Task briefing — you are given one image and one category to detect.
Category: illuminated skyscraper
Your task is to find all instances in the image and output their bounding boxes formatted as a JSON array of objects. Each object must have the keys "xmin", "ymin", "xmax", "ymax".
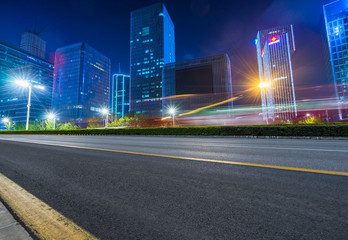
[
  {"xmin": 20, "ymin": 31, "xmax": 46, "ymax": 59},
  {"xmin": 130, "ymin": 3, "xmax": 175, "ymax": 117},
  {"xmin": 324, "ymin": 0, "xmax": 348, "ymax": 119},
  {"xmin": 0, "ymin": 42, "xmax": 53, "ymax": 129},
  {"xmin": 52, "ymin": 43, "xmax": 110, "ymax": 125},
  {"xmin": 256, "ymin": 25, "xmax": 297, "ymax": 122},
  {"xmin": 111, "ymin": 74, "xmax": 130, "ymax": 117}
]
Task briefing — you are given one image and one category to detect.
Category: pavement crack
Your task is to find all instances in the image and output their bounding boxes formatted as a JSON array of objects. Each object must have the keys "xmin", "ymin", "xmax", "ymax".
[{"xmin": 0, "ymin": 222, "xmax": 17, "ymax": 230}]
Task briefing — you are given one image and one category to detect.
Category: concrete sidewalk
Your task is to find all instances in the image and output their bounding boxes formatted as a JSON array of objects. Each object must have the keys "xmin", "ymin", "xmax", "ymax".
[{"xmin": 0, "ymin": 201, "xmax": 32, "ymax": 240}]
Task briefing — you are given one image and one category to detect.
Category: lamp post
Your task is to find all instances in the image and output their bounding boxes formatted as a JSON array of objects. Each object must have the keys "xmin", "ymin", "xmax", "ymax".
[
  {"xmin": 168, "ymin": 107, "xmax": 176, "ymax": 127},
  {"xmin": 2, "ymin": 118, "xmax": 9, "ymax": 124},
  {"xmin": 258, "ymin": 82, "xmax": 270, "ymax": 89},
  {"xmin": 47, "ymin": 113, "xmax": 56, "ymax": 130},
  {"xmin": 2, "ymin": 117, "xmax": 15, "ymax": 131},
  {"xmin": 2, "ymin": 117, "xmax": 10, "ymax": 130},
  {"xmin": 259, "ymin": 82, "xmax": 270, "ymax": 125},
  {"xmin": 14, "ymin": 80, "xmax": 45, "ymax": 130},
  {"xmin": 102, "ymin": 108, "xmax": 109, "ymax": 128}
]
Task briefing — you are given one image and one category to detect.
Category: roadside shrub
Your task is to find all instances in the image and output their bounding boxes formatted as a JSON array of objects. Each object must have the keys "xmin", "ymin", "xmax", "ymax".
[{"xmin": 1, "ymin": 124, "xmax": 348, "ymax": 137}]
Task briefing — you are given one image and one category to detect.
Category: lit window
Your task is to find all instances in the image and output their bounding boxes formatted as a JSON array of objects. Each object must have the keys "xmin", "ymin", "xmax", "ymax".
[{"xmin": 142, "ymin": 27, "xmax": 150, "ymax": 36}]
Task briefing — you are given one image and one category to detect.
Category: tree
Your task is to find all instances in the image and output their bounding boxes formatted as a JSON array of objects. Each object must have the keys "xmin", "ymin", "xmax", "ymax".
[
  {"xmin": 299, "ymin": 116, "xmax": 322, "ymax": 124},
  {"xmin": 4, "ymin": 121, "xmax": 15, "ymax": 130},
  {"xmin": 38, "ymin": 121, "xmax": 47, "ymax": 130},
  {"xmin": 58, "ymin": 122, "xmax": 79, "ymax": 130},
  {"xmin": 14, "ymin": 122, "xmax": 26, "ymax": 131},
  {"xmin": 108, "ymin": 113, "xmax": 148, "ymax": 128},
  {"xmin": 108, "ymin": 116, "xmax": 128, "ymax": 127},
  {"xmin": 86, "ymin": 117, "xmax": 103, "ymax": 129},
  {"xmin": 45, "ymin": 120, "xmax": 55, "ymax": 130},
  {"xmin": 27, "ymin": 121, "xmax": 46, "ymax": 130},
  {"xmin": 124, "ymin": 113, "xmax": 147, "ymax": 128},
  {"xmin": 28, "ymin": 122, "xmax": 39, "ymax": 130}
]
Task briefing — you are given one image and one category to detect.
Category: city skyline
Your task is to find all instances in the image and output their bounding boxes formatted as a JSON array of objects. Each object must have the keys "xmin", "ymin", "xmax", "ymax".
[
  {"xmin": 0, "ymin": 2, "xmax": 347, "ymax": 240},
  {"xmin": 0, "ymin": 0, "xmax": 334, "ymax": 101}
]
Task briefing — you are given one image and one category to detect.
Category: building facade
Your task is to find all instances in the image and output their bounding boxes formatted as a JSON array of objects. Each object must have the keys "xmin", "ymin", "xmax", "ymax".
[
  {"xmin": 0, "ymin": 42, "xmax": 53, "ymax": 128},
  {"xmin": 162, "ymin": 54, "xmax": 233, "ymax": 115},
  {"xmin": 52, "ymin": 43, "xmax": 110, "ymax": 125},
  {"xmin": 130, "ymin": 3, "xmax": 175, "ymax": 117},
  {"xmin": 111, "ymin": 74, "xmax": 130, "ymax": 117},
  {"xmin": 256, "ymin": 25, "xmax": 297, "ymax": 122},
  {"xmin": 324, "ymin": 0, "xmax": 348, "ymax": 119},
  {"xmin": 20, "ymin": 31, "xmax": 46, "ymax": 59}
]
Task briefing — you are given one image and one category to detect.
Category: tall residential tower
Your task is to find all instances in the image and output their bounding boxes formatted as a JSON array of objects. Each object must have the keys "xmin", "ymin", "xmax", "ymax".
[
  {"xmin": 324, "ymin": 0, "xmax": 348, "ymax": 119},
  {"xmin": 256, "ymin": 25, "xmax": 297, "ymax": 122},
  {"xmin": 111, "ymin": 74, "xmax": 130, "ymax": 117},
  {"xmin": 52, "ymin": 43, "xmax": 110, "ymax": 125},
  {"xmin": 130, "ymin": 3, "xmax": 175, "ymax": 117},
  {"xmin": 20, "ymin": 31, "xmax": 46, "ymax": 59}
]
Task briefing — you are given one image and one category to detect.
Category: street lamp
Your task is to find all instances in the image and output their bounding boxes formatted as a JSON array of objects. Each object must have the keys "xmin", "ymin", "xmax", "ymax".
[
  {"xmin": 2, "ymin": 117, "xmax": 9, "ymax": 124},
  {"xmin": 2, "ymin": 117, "xmax": 12, "ymax": 131},
  {"xmin": 14, "ymin": 79, "xmax": 45, "ymax": 130},
  {"xmin": 101, "ymin": 108, "xmax": 109, "ymax": 128},
  {"xmin": 258, "ymin": 82, "xmax": 270, "ymax": 125},
  {"xmin": 168, "ymin": 107, "xmax": 176, "ymax": 127},
  {"xmin": 258, "ymin": 82, "xmax": 270, "ymax": 89},
  {"xmin": 47, "ymin": 113, "xmax": 56, "ymax": 130}
]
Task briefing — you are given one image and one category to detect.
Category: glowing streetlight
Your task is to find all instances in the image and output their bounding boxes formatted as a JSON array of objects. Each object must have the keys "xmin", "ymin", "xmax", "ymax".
[
  {"xmin": 2, "ymin": 117, "xmax": 13, "ymax": 131},
  {"xmin": 101, "ymin": 108, "xmax": 109, "ymax": 128},
  {"xmin": 14, "ymin": 79, "xmax": 45, "ymax": 130},
  {"xmin": 168, "ymin": 107, "xmax": 176, "ymax": 127},
  {"xmin": 258, "ymin": 82, "xmax": 270, "ymax": 89},
  {"xmin": 2, "ymin": 117, "xmax": 9, "ymax": 123},
  {"xmin": 258, "ymin": 82, "xmax": 270, "ymax": 125},
  {"xmin": 47, "ymin": 113, "xmax": 56, "ymax": 130},
  {"xmin": 14, "ymin": 80, "xmax": 30, "ymax": 88}
]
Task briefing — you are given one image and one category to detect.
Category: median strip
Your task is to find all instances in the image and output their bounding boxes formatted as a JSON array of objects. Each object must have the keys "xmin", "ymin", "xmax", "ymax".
[
  {"xmin": 7, "ymin": 139, "xmax": 348, "ymax": 177},
  {"xmin": 0, "ymin": 173, "xmax": 97, "ymax": 240}
]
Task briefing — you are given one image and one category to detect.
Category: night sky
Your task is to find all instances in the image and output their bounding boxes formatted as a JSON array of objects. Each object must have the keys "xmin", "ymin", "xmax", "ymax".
[{"xmin": 0, "ymin": 0, "xmax": 335, "ymax": 102}]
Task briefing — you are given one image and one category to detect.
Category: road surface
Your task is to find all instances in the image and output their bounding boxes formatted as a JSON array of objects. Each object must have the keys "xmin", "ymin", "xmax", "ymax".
[{"xmin": 0, "ymin": 135, "xmax": 347, "ymax": 239}]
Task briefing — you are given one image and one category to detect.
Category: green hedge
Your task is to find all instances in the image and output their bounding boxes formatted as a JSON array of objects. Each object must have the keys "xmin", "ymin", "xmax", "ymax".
[{"xmin": 0, "ymin": 125, "xmax": 347, "ymax": 137}]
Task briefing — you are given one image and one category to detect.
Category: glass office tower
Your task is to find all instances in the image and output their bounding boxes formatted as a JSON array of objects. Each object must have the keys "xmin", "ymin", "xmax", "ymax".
[
  {"xmin": 130, "ymin": 3, "xmax": 175, "ymax": 117},
  {"xmin": 52, "ymin": 43, "xmax": 110, "ymax": 126},
  {"xmin": 163, "ymin": 54, "xmax": 233, "ymax": 114},
  {"xmin": 20, "ymin": 31, "xmax": 46, "ymax": 59},
  {"xmin": 0, "ymin": 42, "xmax": 53, "ymax": 129},
  {"xmin": 324, "ymin": 0, "xmax": 348, "ymax": 119},
  {"xmin": 111, "ymin": 74, "xmax": 130, "ymax": 117},
  {"xmin": 256, "ymin": 25, "xmax": 297, "ymax": 122}
]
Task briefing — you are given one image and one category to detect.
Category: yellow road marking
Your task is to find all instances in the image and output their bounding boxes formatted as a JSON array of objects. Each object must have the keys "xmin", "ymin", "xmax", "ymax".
[
  {"xmin": 15, "ymin": 140, "xmax": 348, "ymax": 177},
  {"xmin": 0, "ymin": 173, "xmax": 97, "ymax": 240}
]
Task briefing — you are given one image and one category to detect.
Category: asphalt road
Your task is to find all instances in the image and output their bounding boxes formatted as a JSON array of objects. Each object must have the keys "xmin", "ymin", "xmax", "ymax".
[{"xmin": 0, "ymin": 135, "xmax": 347, "ymax": 239}]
